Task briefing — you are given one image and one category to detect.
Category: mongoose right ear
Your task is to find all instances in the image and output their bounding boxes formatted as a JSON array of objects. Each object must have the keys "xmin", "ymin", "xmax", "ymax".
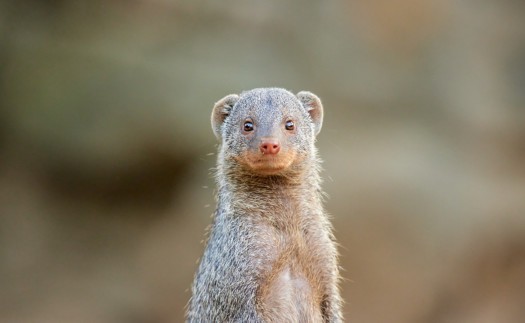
[
  {"xmin": 297, "ymin": 91, "xmax": 324, "ymax": 136},
  {"xmin": 211, "ymin": 94, "xmax": 239, "ymax": 139}
]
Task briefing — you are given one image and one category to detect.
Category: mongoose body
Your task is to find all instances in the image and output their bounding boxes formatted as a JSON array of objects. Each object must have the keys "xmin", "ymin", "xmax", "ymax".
[{"xmin": 187, "ymin": 88, "xmax": 342, "ymax": 322}]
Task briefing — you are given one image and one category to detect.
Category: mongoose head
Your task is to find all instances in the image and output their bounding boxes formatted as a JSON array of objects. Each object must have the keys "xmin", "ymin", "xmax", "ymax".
[{"xmin": 211, "ymin": 88, "xmax": 323, "ymax": 176}]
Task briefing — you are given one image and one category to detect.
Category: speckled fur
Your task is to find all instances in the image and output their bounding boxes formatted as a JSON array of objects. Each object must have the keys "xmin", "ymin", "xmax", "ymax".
[{"xmin": 187, "ymin": 88, "xmax": 342, "ymax": 322}]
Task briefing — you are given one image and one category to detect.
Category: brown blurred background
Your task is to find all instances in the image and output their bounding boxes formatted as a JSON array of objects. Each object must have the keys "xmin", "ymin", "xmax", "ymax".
[{"xmin": 1, "ymin": 1, "xmax": 525, "ymax": 322}]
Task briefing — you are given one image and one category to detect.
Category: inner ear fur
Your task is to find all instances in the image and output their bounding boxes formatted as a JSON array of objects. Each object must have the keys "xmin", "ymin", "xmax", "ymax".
[
  {"xmin": 296, "ymin": 91, "xmax": 324, "ymax": 136},
  {"xmin": 211, "ymin": 94, "xmax": 239, "ymax": 139}
]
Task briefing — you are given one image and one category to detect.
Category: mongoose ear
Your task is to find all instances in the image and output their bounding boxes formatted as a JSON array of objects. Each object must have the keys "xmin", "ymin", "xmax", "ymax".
[
  {"xmin": 297, "ymin": 91, "xmax": 323, "ymax": 136},
  {"xmin": 211, "ymin": 94, "xmax": 239, "ymax": 139}
]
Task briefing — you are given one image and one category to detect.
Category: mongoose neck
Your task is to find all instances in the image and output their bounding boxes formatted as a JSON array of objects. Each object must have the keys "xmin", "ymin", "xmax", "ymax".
[
  {"xmin": 216, "ymin": 156, "xmax": 324, "ymax": 222},
  {"xmin": 219, "ymin": 153, "xmax": 321, "ymax": 190}
]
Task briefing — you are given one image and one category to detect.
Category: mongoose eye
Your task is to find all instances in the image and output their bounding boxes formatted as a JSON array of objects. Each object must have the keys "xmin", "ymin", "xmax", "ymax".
[
  {"xmin": 243, "ymin": 121, "xmax": 254, "ymax": 132},
  {"xmin": 285, "ymin": 120, "xmax": 295, "ymax": 131}
]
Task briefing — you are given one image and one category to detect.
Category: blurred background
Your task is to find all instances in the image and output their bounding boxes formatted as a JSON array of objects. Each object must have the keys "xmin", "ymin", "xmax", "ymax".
[{"xmin": 1, "ymin": 0, "xmax": 524, "ymax": 322}]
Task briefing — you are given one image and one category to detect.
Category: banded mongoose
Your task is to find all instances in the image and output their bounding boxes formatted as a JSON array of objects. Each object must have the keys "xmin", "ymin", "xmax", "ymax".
[{"xmin": 187, "ymin": 88, "xmax": 342, "ymax": 322}]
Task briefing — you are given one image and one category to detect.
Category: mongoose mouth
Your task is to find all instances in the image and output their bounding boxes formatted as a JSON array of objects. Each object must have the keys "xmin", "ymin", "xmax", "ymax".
[{"xmin": 239, "ymin": 151, "xmax": 296, "ymax": 175}]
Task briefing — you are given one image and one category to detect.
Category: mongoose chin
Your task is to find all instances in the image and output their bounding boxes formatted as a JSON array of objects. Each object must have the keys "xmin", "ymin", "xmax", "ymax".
[{"xmin": 187, "ymin": 88, "xmax": 343, "ymax": 322}]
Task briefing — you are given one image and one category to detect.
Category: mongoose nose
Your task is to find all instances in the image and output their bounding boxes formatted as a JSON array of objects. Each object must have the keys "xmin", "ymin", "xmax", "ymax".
[{"xmin": 260, "ymin": 138, "xmax": 280, "ymax": 155}]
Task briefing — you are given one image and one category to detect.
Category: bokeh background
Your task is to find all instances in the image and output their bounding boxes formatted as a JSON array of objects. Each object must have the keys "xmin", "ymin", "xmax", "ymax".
[{"xmin": 1, "ymin": 1, "xmax": 525, "ymax": 322}]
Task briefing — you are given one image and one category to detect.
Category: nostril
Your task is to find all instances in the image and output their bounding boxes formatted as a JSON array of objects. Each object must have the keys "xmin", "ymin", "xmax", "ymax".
[{"xmin": 273, "ymin": 145, "xmax": 278, "ymax": 149}]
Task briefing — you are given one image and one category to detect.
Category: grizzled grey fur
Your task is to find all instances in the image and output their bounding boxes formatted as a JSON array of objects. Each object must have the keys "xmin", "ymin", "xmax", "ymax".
[{"xmin": 187, "ymin": 88, "xmax": 342, "ymax": 322}]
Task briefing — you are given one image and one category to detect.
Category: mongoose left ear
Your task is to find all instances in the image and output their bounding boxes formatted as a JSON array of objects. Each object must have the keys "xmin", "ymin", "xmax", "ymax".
[
  {"xmin": 211, "ymin": 94, "xmax": 239, "ymax": 139},
  {"xmin": 297, "ymin": 91, "xmax": 324, "ymax": 136}
]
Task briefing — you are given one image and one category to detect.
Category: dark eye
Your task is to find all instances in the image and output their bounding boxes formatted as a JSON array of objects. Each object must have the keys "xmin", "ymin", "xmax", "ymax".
[
  {"xmin": 244, "ymin": 121, "xmax": 254, "ymax": 132},
  {"xmin": 285, "ymin": 120, "xmax": 295, "ymax": 131}
]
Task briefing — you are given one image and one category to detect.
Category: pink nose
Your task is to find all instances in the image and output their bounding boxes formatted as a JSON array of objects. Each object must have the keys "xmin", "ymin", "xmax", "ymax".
[{"xmin": 260, "ymin": 139, "xmax": 280, "ymax": 155}]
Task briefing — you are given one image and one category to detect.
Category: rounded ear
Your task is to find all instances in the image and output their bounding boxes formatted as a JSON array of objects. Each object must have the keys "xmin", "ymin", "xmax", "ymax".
[
  {"xmin": 296, "ymin": 91, "xmax": 323, "ymax": 136},
  {"xmin": 211, "ymin": 94, "xmax": 239, "ymax": 139}
]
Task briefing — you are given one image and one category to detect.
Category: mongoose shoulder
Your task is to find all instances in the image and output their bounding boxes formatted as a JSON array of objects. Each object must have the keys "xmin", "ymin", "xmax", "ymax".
[{"xmin": 187, "ymin": 88, "xmax": 342, "ymax": 322}]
